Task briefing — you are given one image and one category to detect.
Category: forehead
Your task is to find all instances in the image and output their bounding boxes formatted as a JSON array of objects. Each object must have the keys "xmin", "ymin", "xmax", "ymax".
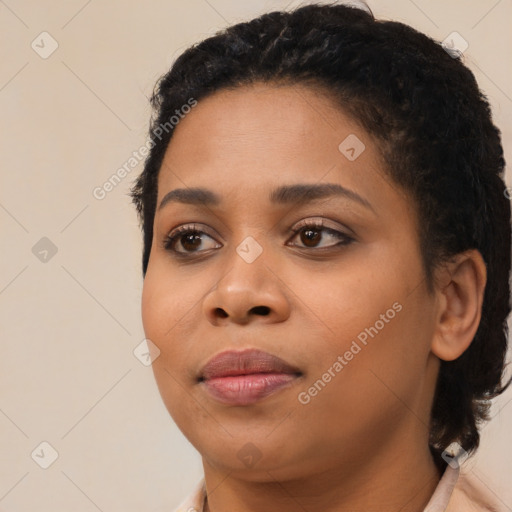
[{"xmin": 155, "ymin": 82, "xmax": 407, "ymax": 216}]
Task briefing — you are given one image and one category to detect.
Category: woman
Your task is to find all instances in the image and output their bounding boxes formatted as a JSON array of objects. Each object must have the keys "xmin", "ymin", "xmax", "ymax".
[{"xmin": 130, "ymin": 2, "xmax": 511, "ymax": 511}]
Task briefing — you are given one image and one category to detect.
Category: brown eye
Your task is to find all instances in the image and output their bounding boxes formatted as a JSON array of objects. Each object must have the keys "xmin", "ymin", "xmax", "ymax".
[
  {"xmin": 164, "ymin": 225, "xmax": 221, "ymax": 254},
  {"xmin": 288, "ymin": 221, "xmax": 354, "ymax": 250},
  {"xmin": 300, "ymin": 228, "xmax": 322, "ymax": 247},
  {"xmin": 179, "ymin": 232, "xmax": 203, "ymax": 252}
]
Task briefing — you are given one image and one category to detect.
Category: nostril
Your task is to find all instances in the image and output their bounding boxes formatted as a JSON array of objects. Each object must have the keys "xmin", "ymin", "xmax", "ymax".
[
  {"xmin": 215, "ymin": 308, "xmax": 228, "ymax": 318},
  {"xmin": 251, "ymin": 305, "xmax": 270, "ymax": 316}
]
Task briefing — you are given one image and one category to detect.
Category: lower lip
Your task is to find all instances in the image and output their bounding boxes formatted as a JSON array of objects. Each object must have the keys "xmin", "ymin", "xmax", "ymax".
[{"xmin": 201, "ymin": 373, "xmax": 297, "ymax": 405}]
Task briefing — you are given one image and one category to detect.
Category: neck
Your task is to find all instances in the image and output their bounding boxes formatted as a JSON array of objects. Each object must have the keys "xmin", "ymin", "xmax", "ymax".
[{"xmin": 202, "ymin": 430, "xmax": 443, "ymax": 512}]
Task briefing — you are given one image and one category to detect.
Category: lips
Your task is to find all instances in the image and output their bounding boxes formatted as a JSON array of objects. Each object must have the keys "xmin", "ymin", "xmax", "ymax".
[
  {"xmin": 199, "ymin": 349, "xmax": 301, "ymax": 405},
  {"xmin": 200, "ymin": 349, "xmax": 300, "ymax": 380}
]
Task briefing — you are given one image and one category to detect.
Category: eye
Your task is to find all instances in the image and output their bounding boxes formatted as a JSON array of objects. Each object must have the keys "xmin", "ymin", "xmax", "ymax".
[
  {"xmin": 287, "ymin": 219, "xmax": 354, "ymax": 249},
  {"xmin": 163, "ymin": 219, "xmax": 354, "ymax": 258},
  {"xmin": 163, "ymin": 224, "xmax": 222, "ymax": 255}
]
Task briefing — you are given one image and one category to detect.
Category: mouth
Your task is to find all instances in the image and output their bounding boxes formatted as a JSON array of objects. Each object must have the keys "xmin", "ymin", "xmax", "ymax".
[{"xmin": 198, "ymin": 348, "xmax": 302, "ymax": 406}]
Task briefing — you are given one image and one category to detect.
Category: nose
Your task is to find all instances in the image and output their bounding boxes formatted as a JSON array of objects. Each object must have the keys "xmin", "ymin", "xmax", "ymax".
[{"xmin": 202, "ymin": 243, "xmax": 291, "ymax": 326}]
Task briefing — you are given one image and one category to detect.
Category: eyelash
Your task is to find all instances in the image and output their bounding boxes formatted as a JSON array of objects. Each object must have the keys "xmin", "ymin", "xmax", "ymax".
[{"xmin": 163, "ymin": 219, "xmax": 354, "ymax": 257}]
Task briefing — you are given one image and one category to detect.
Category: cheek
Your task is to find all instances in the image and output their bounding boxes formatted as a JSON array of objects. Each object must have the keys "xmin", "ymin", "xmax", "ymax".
[
  {"xmin": 291, "ymin": 247, "xmax": 431, "ymax": 402},
  {"xmin": 286, "ymin": 257, "xmax": 395, "ymax": 344},
  {"xmin": 141, "ymin": 267, "xmax": 201, "ymax": 425},
  {"xmin": 309, "ymin": 295, "xmax": 434, "ymax": 421},
  {"xmin": 293, "ymin": 305, "xmax": 427, "ymax": 454},
  {"xmin": 141, "ymin": 263, "xmax": 202, "ymax": 366}
]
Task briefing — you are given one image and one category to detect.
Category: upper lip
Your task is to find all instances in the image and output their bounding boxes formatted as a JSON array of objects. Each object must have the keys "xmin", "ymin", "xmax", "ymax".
[{"xmin": 199, "ymin": 349, "xmax": 301, "ymax": 381}]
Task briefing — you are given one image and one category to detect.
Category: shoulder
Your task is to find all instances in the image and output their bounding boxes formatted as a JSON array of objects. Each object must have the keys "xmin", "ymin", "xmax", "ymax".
[
  {"xmin": 446, "ymin": 469, "xmax": 510, "ymax": 512},
  {"xmin": 171, "ymin": 479, "xmax": 206, "ymax": 512},
  {"xmin": 172, "ymin": 470, "xmax": 510, "ymax": 512}
]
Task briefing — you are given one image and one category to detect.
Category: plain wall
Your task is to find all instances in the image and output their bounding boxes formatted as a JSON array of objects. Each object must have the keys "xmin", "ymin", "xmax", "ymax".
[{"xmin": 1, "ymin": 1, "xmax": 511, "ymax": 510}]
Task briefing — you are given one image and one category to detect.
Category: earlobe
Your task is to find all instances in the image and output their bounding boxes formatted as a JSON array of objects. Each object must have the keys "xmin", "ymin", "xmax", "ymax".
[{"xmin": 431, "ymin": 249, "xmax": 487, "ymax": 362}]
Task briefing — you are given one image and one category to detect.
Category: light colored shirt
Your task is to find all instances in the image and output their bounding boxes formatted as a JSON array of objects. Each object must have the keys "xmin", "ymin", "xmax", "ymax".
[{"xmin": 172, "ymin": 464, "xmax": 510, "ymax": 512}]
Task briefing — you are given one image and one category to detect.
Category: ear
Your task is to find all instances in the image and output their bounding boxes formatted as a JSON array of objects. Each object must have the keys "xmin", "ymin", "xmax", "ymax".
[{"xmin": 431, "ymin": 249, "xmax": 487, "ymax": 361}]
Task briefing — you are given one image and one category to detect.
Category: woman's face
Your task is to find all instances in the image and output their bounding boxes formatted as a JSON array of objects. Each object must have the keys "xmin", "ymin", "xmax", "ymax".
[{"xmin": 141, "ymin": 82, "xmax": 441, "ymax": 480}]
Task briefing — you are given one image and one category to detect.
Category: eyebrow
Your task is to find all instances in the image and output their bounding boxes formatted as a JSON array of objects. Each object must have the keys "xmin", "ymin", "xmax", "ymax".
[{"xmin": 158, "ymin": 183, "xmax": 374, "ymax": 213}]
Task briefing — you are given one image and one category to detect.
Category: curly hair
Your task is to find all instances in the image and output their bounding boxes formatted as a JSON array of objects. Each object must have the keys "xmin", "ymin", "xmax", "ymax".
[{"xmin": 130, "ymin": 1, "xmax": 511, "ymax": 470}]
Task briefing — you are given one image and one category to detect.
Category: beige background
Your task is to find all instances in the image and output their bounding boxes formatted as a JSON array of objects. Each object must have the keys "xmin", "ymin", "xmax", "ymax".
[{"xmin": 1, "ymin": 0, "xmax": 511, "ymax": 510}]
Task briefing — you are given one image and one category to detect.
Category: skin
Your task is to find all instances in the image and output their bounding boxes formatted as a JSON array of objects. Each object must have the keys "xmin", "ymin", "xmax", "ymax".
[{"xmin": 141, "ymin": 82, "xmax": 487, "ymax": 512}]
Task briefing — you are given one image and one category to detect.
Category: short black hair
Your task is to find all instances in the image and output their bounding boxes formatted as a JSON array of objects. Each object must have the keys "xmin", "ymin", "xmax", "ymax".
[{"xmin": 130, "ymin": 1, "xmax": 511, "ymax": 470}]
